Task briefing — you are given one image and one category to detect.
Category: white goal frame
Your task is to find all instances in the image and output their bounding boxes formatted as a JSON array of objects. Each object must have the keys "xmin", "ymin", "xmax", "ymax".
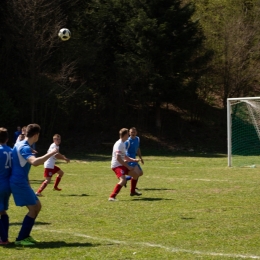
[{"xmin": 227, "ymin": 96, "xmax": 260, "ymax": 167}]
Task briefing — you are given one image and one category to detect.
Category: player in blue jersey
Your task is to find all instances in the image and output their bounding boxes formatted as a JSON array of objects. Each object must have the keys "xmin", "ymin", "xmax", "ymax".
[
  {"xmin": 0, "ymin": 128, "xmax": 12, "ymax": 245},
  {"xmin": 10, "ymin": 124, "xmax": 58, "ymax": 246},
  {"xmin": 124, "ymin": 127, "xmax": 144, "ymax": 191}
]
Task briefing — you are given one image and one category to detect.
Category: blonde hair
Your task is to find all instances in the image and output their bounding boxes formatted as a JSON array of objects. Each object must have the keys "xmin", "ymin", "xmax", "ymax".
[
  {"xmin": 119, "ymin": 128, "xmax": 128, "ymax": 138},
  {"xmin": 53, "ymin": 134, "xmax": 61, "ymax": 139}
]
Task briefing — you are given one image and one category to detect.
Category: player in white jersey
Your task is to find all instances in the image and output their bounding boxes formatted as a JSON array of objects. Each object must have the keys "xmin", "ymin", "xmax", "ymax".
[
  {"xmin": 109, "ymin": 128, "xmax": 143, "ymax": 201},
  {"xmin": 35, "ymin": 134, "xmax": 70, "ymax": 196}
]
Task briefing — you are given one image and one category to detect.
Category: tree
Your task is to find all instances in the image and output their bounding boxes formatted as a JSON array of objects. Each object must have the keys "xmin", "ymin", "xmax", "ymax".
[
  {"xmin": 81, "ymin": 0, "xmax": 207, "ymax": 131},
  {"xmin": 194, "ymin": 0, "xmax": 260, "ymax": 108}
]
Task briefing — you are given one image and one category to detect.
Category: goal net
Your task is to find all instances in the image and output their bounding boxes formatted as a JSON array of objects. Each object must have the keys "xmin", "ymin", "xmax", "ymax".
[{"xmin": 227, "ymin": 97, "xmax": 260, "ymax": 167}]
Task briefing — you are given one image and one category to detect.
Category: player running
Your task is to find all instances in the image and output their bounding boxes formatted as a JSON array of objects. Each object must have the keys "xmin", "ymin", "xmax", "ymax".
[{"xmin": 35, "ymin": 134, "xmax": 70, "ymax": 196}]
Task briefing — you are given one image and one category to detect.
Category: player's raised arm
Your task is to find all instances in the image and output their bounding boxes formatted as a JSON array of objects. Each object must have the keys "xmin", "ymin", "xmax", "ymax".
[{"xmin": 28, "ymin": 148, "xmax": 58, "ymax": 166}]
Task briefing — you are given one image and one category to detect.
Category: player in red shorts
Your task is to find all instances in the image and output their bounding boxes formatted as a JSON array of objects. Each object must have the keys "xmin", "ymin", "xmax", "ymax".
[
  {"xmin": 108, "ymin": 128, "xmax": 143, "ymax": 201},
  {"xmin": 35, "ymin": 134, "xmax": 70, "ymax": 196}
]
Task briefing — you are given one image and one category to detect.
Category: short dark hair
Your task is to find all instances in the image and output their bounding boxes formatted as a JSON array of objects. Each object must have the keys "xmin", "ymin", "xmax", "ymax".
[
  {"xmin": 129, "ymin": 127, "xmax": 137, "ymax": 131},
  {"xmin": 26, "ymin": 124, "xmax": 41, "ymax": 138},
  {"xmin": 119, "ymin": 128, "xmax": 128, "ymax": 138},
  {"xmin": 0, "ymin": 128, "xmax": 9, "ymax": 143}
]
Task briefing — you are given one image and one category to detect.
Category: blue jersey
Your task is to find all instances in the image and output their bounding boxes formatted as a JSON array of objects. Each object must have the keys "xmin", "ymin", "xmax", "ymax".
[
  {"xmin": 0, "ymin": 144, "xmax": 12, "ymax": 211},
  {"xmin": 10, "ymin": 140, "xmax": 33, "ymax": 185},
  {"xmin": 125, "ymin": 136, "xmax": 140, "ymax": 159},
  {"xmin": 0, "ymin": 144, "xmax": 12, "ymax": 188}
]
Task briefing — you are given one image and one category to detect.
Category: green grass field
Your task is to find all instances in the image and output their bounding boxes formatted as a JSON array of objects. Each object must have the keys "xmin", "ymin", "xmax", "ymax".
[{"xmin": 1, "ymin": 153, "xmax": 260, "ymax": 260}]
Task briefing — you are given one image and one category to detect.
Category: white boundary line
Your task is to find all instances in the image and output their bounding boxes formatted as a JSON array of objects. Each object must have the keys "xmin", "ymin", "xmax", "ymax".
[{"xmin": 34, "ymin": 227, "xmax": 260, "ymax": 259}]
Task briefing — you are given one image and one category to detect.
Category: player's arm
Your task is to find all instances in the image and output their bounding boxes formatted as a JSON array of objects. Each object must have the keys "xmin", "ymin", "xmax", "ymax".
[
  {"xmin": 116, "ymin": 154, "xmax": 135, "ymax": 170},
  {"xmin": 124, "ymin": 155, "xmax": 140, "ymax": 163},
  {"xmin": 137, "ymin": 148, "xmax": 144, "ymax": 164},
  {"xmin": 27, "ymin": 148, "xmax": 58, "ymax": 166},
  {"xmin": 55, "ymin": 153, "xmax": 70, "ymax": 163}
]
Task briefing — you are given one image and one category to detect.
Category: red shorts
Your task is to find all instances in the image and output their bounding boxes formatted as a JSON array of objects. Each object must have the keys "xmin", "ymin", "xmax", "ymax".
[
  {"xmin": 44, "ymin": 165, "xmax": 61, "ymax": 177},
  {"xmin": 112, "ymin": 166, "xmax": 129, "ymax": 178}
]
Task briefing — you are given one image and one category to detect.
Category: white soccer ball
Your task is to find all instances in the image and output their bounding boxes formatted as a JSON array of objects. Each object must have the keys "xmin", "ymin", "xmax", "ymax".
[{"xmin": 58, "ymin": 28, "xmax": 71, "ymax": 41}]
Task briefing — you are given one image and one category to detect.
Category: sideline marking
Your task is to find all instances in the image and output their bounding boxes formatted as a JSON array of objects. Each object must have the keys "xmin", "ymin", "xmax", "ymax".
[{"xmin": 34, "ymin": 228, "xmax": 260, "ymax": 259}]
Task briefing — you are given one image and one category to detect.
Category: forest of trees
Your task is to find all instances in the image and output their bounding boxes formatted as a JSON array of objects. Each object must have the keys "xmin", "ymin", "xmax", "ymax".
[{"xmin": 1, "ymin": 0, "xmax": 260, "ymax": 151}]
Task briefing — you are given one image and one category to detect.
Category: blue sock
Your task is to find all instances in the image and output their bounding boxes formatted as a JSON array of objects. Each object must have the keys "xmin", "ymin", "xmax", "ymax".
[
  {"xmin": 17, "ymin": 215, "xmax": 35, "ymax": 241},
  {"xmin": 1, "ymin": 214, "xmax": 9, "ymax": 241},
  {"xmin": 126, "ymin": 176, "xmax": 131, "ymax": 181},
  {"xmin": 0, "ymin": 219, "xmax": 7, "ymax": 242}
]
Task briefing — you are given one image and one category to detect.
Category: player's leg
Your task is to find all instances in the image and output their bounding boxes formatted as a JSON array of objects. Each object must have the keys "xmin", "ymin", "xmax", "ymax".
[
  {"xmin": 15, "ymin": 190, "xmax": 41, "ymax": 246},
  {"xmin": 128, "ymin": 165, "xmax": 142, "ymax": 196},
  {"xmin": 125, "ymin": 175, "xmax": 131, "ymax": 187},
  {"xmin": 53, "ymin": 166, "xmax": 64, "ymax": 191},
  {"xmin": 0, "ymin": 191, "xmax": 10, "ymax": 244},
  {"xmin": 135, "ymin": 164, "xmax": 143, "ymax": 190},
  {"xmin": 125, "ymin": 162, "xmax": 135, "ymax": 187},
  {"xmin": 0, "ymin": 211, "xmax": 8, "ymax": 244},
  {"xmin": 36, "ymin": 176, "xmax": 52, "ymax": 196},
  {"xmin": 109, "ymin": 167, "xmax": 127, "ymax": 201}
]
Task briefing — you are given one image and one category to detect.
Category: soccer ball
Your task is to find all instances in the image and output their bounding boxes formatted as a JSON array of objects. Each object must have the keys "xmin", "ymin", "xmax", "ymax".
[{"xmin": 58, "ymin": 28, "xmax": 71, "ymax": 41}]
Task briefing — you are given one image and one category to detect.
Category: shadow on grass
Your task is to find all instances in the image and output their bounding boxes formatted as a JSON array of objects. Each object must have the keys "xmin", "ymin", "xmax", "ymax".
[
  {"xmin": 139, "ymin": 188, "xmax": 176, "ymax": 191},
  {"xmin": 180, "ymin": 217, "xmax": 195, "ymax": 220},
  {"xmin": 59, "ymin": 194, "xmax": 89, "ymax": 197},
  {"xmin": 4, "ymin": 241, "xmax": 99, "ymax": 249},
  {"xmin": 29, "ymin": 179, "xmax": 44, "ymax": 184},
  {"xmin": 131, "ymin": 197, "xmax": 173, "ymax": 201},
  {"xmin": 10, "ymin": 221, "xmax": 51, "ymax": 226}
]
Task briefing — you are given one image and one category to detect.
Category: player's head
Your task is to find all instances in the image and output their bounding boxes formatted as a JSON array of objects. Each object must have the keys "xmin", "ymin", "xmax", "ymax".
[
  {"xmin": 26, "ymin": 124, "xmax": 41, "ymax": 142},
  {"xmin": 0, "ymin": 127, "xmax": 9, "ymax": 144},
  {"xmin": 21, "ymin": 126, "xmax": 27, "ymax": 134},
  {"xmin": 53, "ymin": 134, "xmax": 61, "ymax": 145},
  {"xmin": 119, "ymin": 128, "xmax": 128, "ymax": 141},
  {"xmin": 129, "ymin": 127, "xmax": 137, "ymax": 138},
  {"xmin": 17, "ymin": 126, "xmax": 21, "ymax": 131}
]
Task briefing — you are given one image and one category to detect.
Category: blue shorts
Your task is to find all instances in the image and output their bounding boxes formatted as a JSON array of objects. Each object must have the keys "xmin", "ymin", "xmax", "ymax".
[
  {"xmin": 127, "ymin": 162, "xmax": 142, "ymax": 171},
  {"xmin": 10, "ymin": 182, "xmax": 38, "ymax": 207},
  {"xmin": 0, "ymin": 184, "xmax": 11, "ymax": 211}
]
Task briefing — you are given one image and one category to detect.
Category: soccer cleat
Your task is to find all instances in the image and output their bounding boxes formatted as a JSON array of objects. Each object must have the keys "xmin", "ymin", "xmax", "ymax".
[
  {"xmin": 35, "ymin": 192, "xmax": 43, "ymax": 197},
  {"xmin": 15, "ymin": 238, "xmax": 35, "ymax": 246},
  {"xmin": 53, "ymin": 187, "xmax": 62, "ymax": 191},
  {"xmin": 130, "ymin": 191, "xmax": 142, "ymax": 196},
  {"xmin": 108, "ymin": 197, "xmax": 117, "ymax": 201},
  {"xmin": 0, "ymin": 240, "xmax": 10, "ymax": 245},
  {"xmin": 26, "ymin": 236, "xmax": 40, "ymax": 243}
]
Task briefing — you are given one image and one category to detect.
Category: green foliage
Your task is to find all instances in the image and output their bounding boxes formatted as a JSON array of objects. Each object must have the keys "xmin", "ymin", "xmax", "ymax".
[
  {"xmin": 193, "ymin": 0, "xmax": 260, "ymax": 106},
  {"xmin": 5, "ymin": 0, "xmax": 260, "ymax": 146}
]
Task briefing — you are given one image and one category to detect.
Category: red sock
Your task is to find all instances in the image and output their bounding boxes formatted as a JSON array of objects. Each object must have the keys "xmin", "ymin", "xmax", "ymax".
[
  {"xmin": 54, "ymin": 176, "xmax": 61, "ymax": 188},
  {"xmin": 110, "ymin": 184, "xmax": 123, "ymax": 198},
  {"xmin": 37, "ymin": 180, "xmax": 48, "ymax": 193},
  {"xmin": 131, "ymin": 178, "xmax": 138, "ymax": 193}
]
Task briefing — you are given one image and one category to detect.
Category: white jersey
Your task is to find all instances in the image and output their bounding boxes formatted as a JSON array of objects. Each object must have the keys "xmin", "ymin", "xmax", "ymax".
[
  {"xmin": 111, "ymin": 139, "xmax": 126, "ymax": 168},
  {"xmin": 44, "ymin": 143, "xmax": 59, "ymax": 169}
]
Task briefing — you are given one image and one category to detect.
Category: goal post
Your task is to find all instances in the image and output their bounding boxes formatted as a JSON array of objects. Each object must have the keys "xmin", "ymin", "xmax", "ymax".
[{"xmin": 227, "ymin": 97, "xmax": 260, "ymax": 167}]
